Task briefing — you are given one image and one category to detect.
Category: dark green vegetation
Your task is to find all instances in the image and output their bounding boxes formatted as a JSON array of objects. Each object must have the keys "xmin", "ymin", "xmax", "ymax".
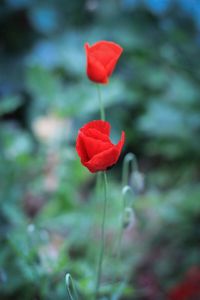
[{"xmin": 1, "ymin": 0, "xmax": 200, "ymax": 299}]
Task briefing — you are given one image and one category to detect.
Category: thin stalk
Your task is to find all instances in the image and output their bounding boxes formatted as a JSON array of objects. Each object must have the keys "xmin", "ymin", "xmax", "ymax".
[
  {"xmin": 116, "ymin": 187, "xmax": 132, "ymax": 262},
  {"xmin": 114, "ymin": 154, "xmax": 138, "ymax": 284},
  {"xmin": 65, "ymin": 273, "xmax": 79, "ymax": 300},
  {"xmin": 96, "ymin": 84, "xmax": 105, "ymax": 121},
  {"xmin": 116, "ymin": 197, "xmax": 125, "ymax": 262},
  {"xmin": 95, "ymin": 171, "xmax": 108, "ymax": 300}
]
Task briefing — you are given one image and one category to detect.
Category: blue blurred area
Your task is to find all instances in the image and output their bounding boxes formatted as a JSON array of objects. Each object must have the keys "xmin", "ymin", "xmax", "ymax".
[
  {"xmin": 144, "ymin": 0, "xmax": 171, "ymax": 14},
  {"xmin": 122, "ymin": 0, "xmax": 200, "ymax": 27},
  {"xmin": 29, "ymin": 6, "xmax": 60, "ymax": 34}
]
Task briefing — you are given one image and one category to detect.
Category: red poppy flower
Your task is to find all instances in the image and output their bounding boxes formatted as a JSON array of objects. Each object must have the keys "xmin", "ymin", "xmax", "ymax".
[
  {"xmin": 85, "ymin": 41, "xmax": 123, "ymax": 84},
  {"xmin": 76, "ymin": 120, "xmax": 125, "ymax": 173}
]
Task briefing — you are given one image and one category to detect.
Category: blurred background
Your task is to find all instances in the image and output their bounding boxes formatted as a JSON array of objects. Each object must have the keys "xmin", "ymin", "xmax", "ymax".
[{"xmin": 1, "ymin": 0, "xmax": 200, "ymax": 299}]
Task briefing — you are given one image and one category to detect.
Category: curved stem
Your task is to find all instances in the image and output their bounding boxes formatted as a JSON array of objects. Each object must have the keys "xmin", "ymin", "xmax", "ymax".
[
  {"xmin": 65, "ymin": 273, "xmax": 79, "ymax": 300},
  {"xmin": 116, "ymin": 186, "xmax": 132, "ymax": 262},
  {"xmin": 114, "ymin": 154, "xmax": 138, "ymax": 284},
  {"xmin": 122, "ymin": 153, "xmax": 138, "ymax": 188},
  {"xmin": 96, "ymin": 84, "xmax": 105, "ymax": 121},
  {"xmin": 95, "ymin": 171, "xmax": 108, "ymax": 300}
]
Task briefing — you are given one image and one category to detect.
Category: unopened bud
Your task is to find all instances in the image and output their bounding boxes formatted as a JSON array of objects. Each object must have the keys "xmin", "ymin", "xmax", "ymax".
[
  {"xmin": 131, "ymin": 171, "xmax": 144, "ymax": 193},
  {"xmin": 123, "ymin": 207, "xmax": 136, "ymax": 229}
]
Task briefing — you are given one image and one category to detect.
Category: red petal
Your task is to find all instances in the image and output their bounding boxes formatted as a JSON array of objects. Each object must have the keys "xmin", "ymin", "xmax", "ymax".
[
  {"xmin": 105, "ymin": 56, "xmax": 120, "ymax": 77},
  {"xmin": 84, "ymin": 146, "xmax": 120, "ymax": 173},
  {"xmin": 87, "ymin": 41, "xmax": 123, "ymax": 67},
  {"xmin": 85, "ymin": 41, "xmax": 123, "ymax": 83},
  {"xmin": 83, "ymin": 128, "xmax": 110, "ymax": 143},
  {"xmin": 76, "ymin": 120, "xmax": 125, "ymax": 173},
  {"xmin": 76, "ymin": 132, "xmax": 89, "ymax": 163},
  {"xmin": 80, "ymin": 120, "xmax": 111, "ymax": 136},
  {"xmin": 86, "ymin": 54, "xmax": 108, "ymax": 83},
  {"xmin": 91, "ymin": 41, "xmax": 123, "ymax": 54},
  {"xmin": 83, "ymin": 130, "xmax": 125, "ymax": 173},
  {"xmin": 81, "ymin": 134, "xmax": 112, "ymax": 161}
]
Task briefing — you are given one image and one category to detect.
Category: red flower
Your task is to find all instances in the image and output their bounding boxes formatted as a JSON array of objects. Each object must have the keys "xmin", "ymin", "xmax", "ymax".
[
  {"xmin": 85, "ymin": 41, "xmax": 123, "ymax": 84},
  {"xmin": 168, "ymin": 267, "xmax": 200, "ymax": 300},
  {"xmin": 76, "ymin": 120, "xmax": 125, "ymax": 173}
]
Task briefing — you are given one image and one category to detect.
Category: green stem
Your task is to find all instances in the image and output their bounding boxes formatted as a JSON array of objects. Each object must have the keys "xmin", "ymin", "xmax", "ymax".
[
  {"xmin": 65, "ymin": 273, "xmax": 79, "ymax": 300},
  {"xmin": 114, "ymin": 154, "xmax": 138, "ymax": 284},
  {"xmin": 115, "ymin": 205, "xmax": 125, "ymax": 270},
  {"xmin": 116, "ymin": 187, "xmax": 132, "ymax": 263},
  {"xmin": 97, "ymin": 84, "xmax": 105, "ymax": 121},
  {"xmin": 95, "ymin": 171, "xmax": 108, "ymax": 300}
]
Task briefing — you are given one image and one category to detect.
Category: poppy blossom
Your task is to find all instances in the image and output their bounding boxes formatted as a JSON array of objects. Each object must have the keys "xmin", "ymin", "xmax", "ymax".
[
  {"xmin": 85, "ymin": 41, "xmax": 123, "ymax": 84},
  {"xmin": 76, "ymin": 120, "xmax": 125, "ymax": 173}
]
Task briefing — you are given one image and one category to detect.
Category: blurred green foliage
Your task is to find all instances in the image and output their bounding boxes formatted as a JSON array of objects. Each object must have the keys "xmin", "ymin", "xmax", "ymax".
[{"xmin": 0, "ymin": 0, "xmax": 200, "ymax": 299}]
